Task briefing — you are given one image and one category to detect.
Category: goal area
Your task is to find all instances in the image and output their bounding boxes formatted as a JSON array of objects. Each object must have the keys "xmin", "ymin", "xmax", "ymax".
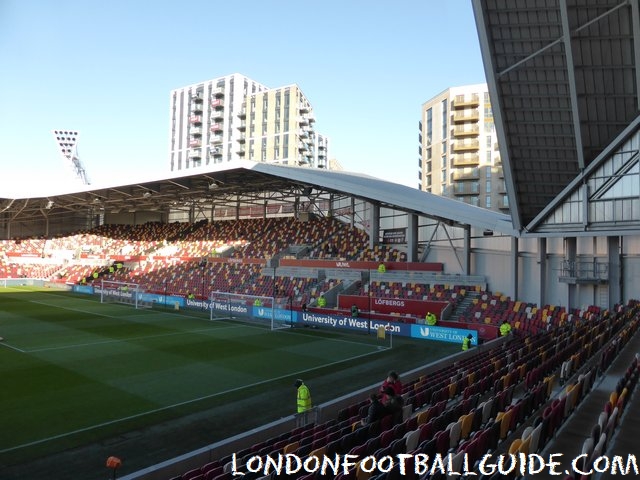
[
  {"xmin": 209, "ymin": 291, "xmax": 293, "ymax": 331},
  {"xmin": 97, "ymin": 280, "xmax": 142, "ymax": 308}
]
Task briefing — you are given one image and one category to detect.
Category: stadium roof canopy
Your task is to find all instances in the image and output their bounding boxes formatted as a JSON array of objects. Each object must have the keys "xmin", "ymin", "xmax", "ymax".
[
  {"xmin": 473, "ymin": 0, "xmax": 640, "ymax": 235},
  {"xmin": 0, "ymin": 161, "xmax": 515, "ymax": 236}
]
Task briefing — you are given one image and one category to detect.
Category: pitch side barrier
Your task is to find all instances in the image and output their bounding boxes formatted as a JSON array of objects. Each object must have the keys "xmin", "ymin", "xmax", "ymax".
[{"xmin": 71, "ymin": 286, "xmax": 478, "ymax": 345}]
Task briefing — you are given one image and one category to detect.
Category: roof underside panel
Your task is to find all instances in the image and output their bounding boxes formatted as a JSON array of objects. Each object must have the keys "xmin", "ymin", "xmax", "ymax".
[{"xmin": 479, "ymin": 0, "xmax": 638, "ymax": 229}]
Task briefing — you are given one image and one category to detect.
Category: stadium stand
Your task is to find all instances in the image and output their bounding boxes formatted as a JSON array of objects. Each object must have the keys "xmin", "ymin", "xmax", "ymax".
[{"xmin": 139, "ymin": 300, "xmax": 639, "ymax": 480}]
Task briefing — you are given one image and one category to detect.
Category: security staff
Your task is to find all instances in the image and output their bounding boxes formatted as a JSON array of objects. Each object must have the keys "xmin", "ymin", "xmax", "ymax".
[
  {"xmin": 462, "ymin": 334, "xmax": 473, "ymax": 351},
  {"xmin": 295, "ymin": 379, "xmax": 312, "ymax": 413},
  {"xmin": 500, "ymin": 320, "xmax": 512, "ymax": 336}
]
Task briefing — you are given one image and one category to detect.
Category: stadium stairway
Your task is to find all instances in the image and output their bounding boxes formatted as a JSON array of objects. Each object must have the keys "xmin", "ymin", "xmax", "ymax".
[{"xmin": 530, "ymin": 326, "xmax": 640, "ymax": 480}]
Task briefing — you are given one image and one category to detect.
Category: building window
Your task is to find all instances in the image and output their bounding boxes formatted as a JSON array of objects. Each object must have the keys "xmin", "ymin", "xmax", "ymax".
[
  {"xmin": 426, "ymin": 108, "xmax": 432, "ymax": 145},
  {"xmin": 283, "ymin": 134, "xmax": 288, "ymax": 159},
  {"xmin": 485, "ymin": 196, "xmax": 492, "ymax": 208},
  {"xmin": 486, "ymin": 179, "xmax": 491, "ymax": 193},
  {"xmin": 441, "ymin": 100, "xmax": 448, "ymax": 139},
  {"xmin": 484, "ymin": 120, "xmax": 494, "ymax": 133}
]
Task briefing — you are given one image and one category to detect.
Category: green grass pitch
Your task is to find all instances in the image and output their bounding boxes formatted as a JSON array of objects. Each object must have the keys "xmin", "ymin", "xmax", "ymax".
[{"xmin": 0, "ymin": 287, "xmax": 460, "ymax": 479}]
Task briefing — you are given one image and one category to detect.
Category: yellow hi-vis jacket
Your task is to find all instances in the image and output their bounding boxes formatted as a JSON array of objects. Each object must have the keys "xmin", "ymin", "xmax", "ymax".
[
  {"xmin": 462, "ymin": 337, "xmax": 471, "ymax": 351},
  {"xmin": 297, "ymin": 384, "xmax": 312, "ymax": 413},
  {"xmin": 500, "ymin": 322, "xmax": 512, "ymax": 336}
]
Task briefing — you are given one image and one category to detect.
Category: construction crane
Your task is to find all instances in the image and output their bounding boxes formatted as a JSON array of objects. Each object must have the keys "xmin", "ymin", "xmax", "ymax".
[{"xmin": 52, "ymin": 129, "xmax": 91, "ymax": 185}]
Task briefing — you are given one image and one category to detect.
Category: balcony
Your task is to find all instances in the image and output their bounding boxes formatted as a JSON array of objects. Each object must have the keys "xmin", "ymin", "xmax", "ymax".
[
  {"xmin": 452, "ymin": 125, "xmax": 480, "ymax": 137},
  {"xmin": 452, "ymin": 183, "xmax": 480, "ymax": 196},
  {"xmin": 190, "ymin": 127, "xmax": 202, "ymax": 136},
  {"xmin": 237, "ymin": 106, "xmax": 246, "ymax": 118},
  {"xmin": 189, "ymin": 115, "xmax": 203, "ymax": 125},
  {"xmin": 189, "ymin": 139, "xmax": 202, "ymax": 148},
  {"xmin": 298, "ymin": 142, "xmax": 308, "ymax": 151},
  {"xmin": 191, "ymin": 103, "xmax": 203, "ymax": 114},
  {"xmin": 237, "ymin": 120, "xmax": 246, "ymax": 131},
  {"xmin": 298, "ymin": 129, "xmax": 308, "ymax": 138},
  {"xmin": 210, "ymin": 123, "xmax": 223, "ymax": 132},
  {"xmin": 237, "ymin": 135, "xmax": 246, "ymax": 144},
  {"xmin": 210, "ymin": 135, "xmax": 223, "ymax": 144},
  {"xmin": 559, "ymin": 260, "xmax": 609, "ymax": 285},
  {"xmin": 211, "ymin": 110, "xmax": 224, "ymax": 121},
  {"xmin": 236, "ymin": 146, "xmax": 246, "ymax": 156},
  {"xmin": 452, "ymin": 94, "xmax": 480, "ymax": 109},
  {"xmin": 308, "ymin": 113, "xmax": 316, "ymax": 123},
  {"xmin": 213, "ymin": 86, "xmax": 225, "ymax": 97},
  {"xmin": 210, "ymin": 99, "xmax": 224, "ymax": 108},
  {"xmin": 299, "ymin": 104, "xmax": 310, "ymax": 113},
  {"xmin": 452, "ymin": 139, "xmax": 480, "ymax": 152},
  {"xmin": 210, "ymin": 147, "xmax": 222, "ymax": 157},
  {"xmin": 452, "ymin": 168, "xmax": 480, "ymax": 181},
  {"xmin": 452, "ymin": 154, "xmax": 479, "ymax": 167},
  {"xmin": 299, "ymin": 115, "xmax": 309, "ymax": 125},
  {"xmin": 452, "ymin": 110, "xmax": 479, "ymax": 123},
  {"xmin": 189, "ymin": 149, "xmax": 202, "ymax": 159}
]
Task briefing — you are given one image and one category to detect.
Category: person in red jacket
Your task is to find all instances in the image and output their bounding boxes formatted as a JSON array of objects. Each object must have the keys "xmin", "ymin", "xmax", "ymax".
[{"xmin": 379, "ymin": 370, "xmax": 402, "ymax": 403}]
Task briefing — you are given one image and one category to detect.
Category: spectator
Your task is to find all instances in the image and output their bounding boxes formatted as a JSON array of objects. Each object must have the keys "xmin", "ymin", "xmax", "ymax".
[
  {"xmin": 425, "ymin": 312, "xmax": 437, "ymax": 325},
  {"xmin": 380, "ymin": 370, "xmax": 402, "ymax": 402},
  {"xmin": 361, "ymin": 392, "xmax": 386, "ymax": 426},
  {"xmin": 351, "ymin": 304, "xmax": 359, "ymax": 318},
  {"xmin": 317, "ymin": 294, "xmax": 327, "ymax": 308},
  {"xmin": 377, "ymin": 263, "xmax": 386, "ymax": 273},
  {"xmin": 382, "ymin": 386, "xmax": 403, "ymax": 425}
]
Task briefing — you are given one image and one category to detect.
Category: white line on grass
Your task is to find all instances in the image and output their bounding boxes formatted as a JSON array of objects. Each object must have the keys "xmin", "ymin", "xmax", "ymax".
[
  {"xmin": 29, "ymin": 300, "xmax": 151, "ymax": 319},
  {"xmin": 0, "ymin": 346, "xmax": 385, "ymax": 454},
  {"xmin": 27, "ymin": 299, "xmax": 383, "ymax": 352},
  {"xmin": 0, "ymin": 341, "xmax": 25, "ymax": 353},
  {"xmin": 25, "ymin": 324, "xmax": 248, "ymax": 353}
]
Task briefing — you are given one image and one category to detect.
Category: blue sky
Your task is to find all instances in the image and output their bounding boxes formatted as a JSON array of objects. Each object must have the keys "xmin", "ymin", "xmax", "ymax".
[{"xmin": 0, "ymin": 0, "xmax": 486, "ymax": 193}]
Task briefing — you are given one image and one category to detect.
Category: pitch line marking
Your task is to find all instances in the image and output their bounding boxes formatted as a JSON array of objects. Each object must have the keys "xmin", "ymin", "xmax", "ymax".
[{"xmin": 0, "ymin": 347, "xmax": 386, "ymax": 454}]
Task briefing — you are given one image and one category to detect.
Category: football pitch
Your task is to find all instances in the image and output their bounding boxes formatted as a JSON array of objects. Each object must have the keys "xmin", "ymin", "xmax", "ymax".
[{"xmin": 0, "ymin": 287, "xmax": 460, "ymax": 479}]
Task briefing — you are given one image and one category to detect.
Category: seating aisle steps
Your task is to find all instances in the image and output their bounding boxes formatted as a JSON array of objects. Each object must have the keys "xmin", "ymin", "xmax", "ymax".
[{"xmin": 532, "ymin": 330, "xmax": 640, "ymax": 480}]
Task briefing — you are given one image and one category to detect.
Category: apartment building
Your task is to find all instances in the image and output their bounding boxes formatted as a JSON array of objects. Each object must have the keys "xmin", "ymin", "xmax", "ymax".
[
  {"xmin": 169, "ymin": 73, "xmax": 329, "ymax": 172},
  {"xmin": 418, "ymin": 84, "xmax": 508, "ymax": 212}
]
